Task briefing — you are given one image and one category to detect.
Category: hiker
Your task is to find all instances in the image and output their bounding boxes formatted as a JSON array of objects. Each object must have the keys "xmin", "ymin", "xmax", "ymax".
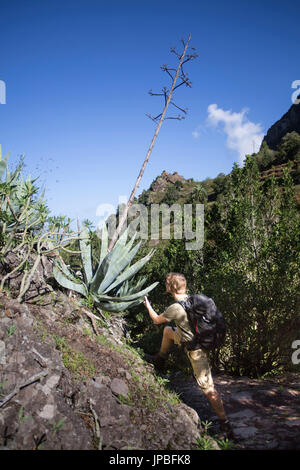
[{"xmin": 143, "ymin": 272, "xmax": 234, "ymax": 439}]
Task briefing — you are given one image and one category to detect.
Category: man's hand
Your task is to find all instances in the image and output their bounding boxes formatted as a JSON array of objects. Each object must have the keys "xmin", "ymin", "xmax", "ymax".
[
  {"xmin": 144, "ymin": 296, "xmax": 151, "ymax": 310},
  {"xmin": 144, "ymin": 296, "xmax": 167, "ymax": 325}
]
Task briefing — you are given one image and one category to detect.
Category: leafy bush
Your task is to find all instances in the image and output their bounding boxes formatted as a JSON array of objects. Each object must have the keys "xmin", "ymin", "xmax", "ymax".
[
  {"xmin": 277, "ymin": 132, "xmax": 300, "ymax": 163},
  {"xmin": 203, "ymin": 157, "xmax": 300, "ymax": 376},
  {"xmin": 255, "ymin": 141, "xmax": 275, "ymax": 170},
  {"xmin": 174, "ymin": 180, "xmax": 183, "ymax": 190},
  {"xmin": 212, "ymin": 173, "xmax": 227, "ymax": 195},
  {"xmin": 161, "ymin": 185, "xmax": 180, "ymax": 205},
  {"xmin": 188, "ymin": 184, "xmax": 207, "ymax": 204},
  {"xmin": 129, "ymin": 156, "xmax": 300, "ymax": 378}
]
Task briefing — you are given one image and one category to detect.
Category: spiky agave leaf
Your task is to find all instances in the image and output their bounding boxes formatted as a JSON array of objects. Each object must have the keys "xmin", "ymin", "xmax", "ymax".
[
  {"xmin": 79, "ymin": 226, "xmax": 93, "ymax": 284},
  {"xmin": 95, "ymin": 281, "xmax": 159, "ymax": 302},
  {"xmin": 99, "ymin": 221, "xmax": 108, "ymax": 266},
  {"xmin": 53, "ymin": 260, "xmax": 88, "ymax": 296},
  {"xmin": 117, "ymin": 279, "xmax": 130, "ymax": 297},
  {"xmin": 96, "ymin": 279, "xmax": 159, "ymax": 312},
  {"xmin": 96, "ymin": 240, "xmax": 142, "ymax": 294},
  {"xmin": 99, "ymin": 219, "xmax": 137, "ymax": 266},
  {"xmin": 116, "ymin": 276, "xmax": 147, "ymax": 297},
  {"xmin": 127, "ymin": 276, "xmax": 148, "ymax": 294},
  {"xmin": 90, "ymin": 224, "xmax": 139, "ymax": 294},
  {"xmin": 102, "ymin": 248, "xmax": 156, "ymax": 295}
]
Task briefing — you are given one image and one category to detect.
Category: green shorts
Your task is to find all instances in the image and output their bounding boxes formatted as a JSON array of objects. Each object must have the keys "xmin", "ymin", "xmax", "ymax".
[{"xmin": 173, "ymin": 328, "xmax": 215, "ymax": 394}]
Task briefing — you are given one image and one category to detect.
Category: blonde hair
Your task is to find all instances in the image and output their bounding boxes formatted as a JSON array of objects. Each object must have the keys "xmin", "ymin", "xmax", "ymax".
[{"xmin": 165, "ymin": 272, "xmax": 187, "ymax": 294}]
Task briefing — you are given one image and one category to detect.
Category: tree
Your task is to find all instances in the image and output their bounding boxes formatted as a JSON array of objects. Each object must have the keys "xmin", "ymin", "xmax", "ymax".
[
  {"xmin": 188, "ymin": 184, "xmax": 207, "ymax": 204},
  {"xmin": 202, "ymin": 157, "xmax": 300, "ymax": 376},
  {"xmin": 277, "ymin": 132, "xmax": 300, "ymax": 163},
  {"xmin": 255, "ymin": 141, "xmax": 275, "ymax": 169},
  {"xmin": 162, "ymin": 185, "xmax": 180, "ymax": 205},
  {"xmin": 174, "ymin": 180, "xmax": 183, "ymax": 190},
  {"xmin": 138, "ymin": 190, "xmax": 150, "ymax": 205},
  {"xmin": 107, "ymin": 36, "xmax": 198, "ymax": 251},
  {"xmin": 212, "ymin": 173, "xmax": 227, "ymax": 195}
]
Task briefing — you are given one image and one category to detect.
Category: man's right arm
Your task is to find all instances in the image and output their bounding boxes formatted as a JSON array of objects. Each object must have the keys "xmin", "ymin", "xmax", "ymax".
[{"xmin": 144, "ymin": 296, "xmax": 168, "ymax": 325}]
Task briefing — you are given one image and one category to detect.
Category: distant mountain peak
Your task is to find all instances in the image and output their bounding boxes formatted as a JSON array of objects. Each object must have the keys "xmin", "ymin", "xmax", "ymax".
[{"xmin": 160, "ymin": 170, "xmax": 185, "ymax": 184}]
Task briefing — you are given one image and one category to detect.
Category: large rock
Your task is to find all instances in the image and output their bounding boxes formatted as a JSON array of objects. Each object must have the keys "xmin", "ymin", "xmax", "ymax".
[
  {"xmin": 0, "ymin": 292, "xmax": 208, "ymax": 450},
  {"xmin": 263, "ymin": 98, "xmax": 300, "ymax": 150},
  {"xmin": 150, "ymin": 171, "xmax": 185, "ymax": 192},
  {"xmin": 0, "ymin": 300, "xmax": 93, "ymax": 450},
  {"xmin": 0, "ymin": 251, "xmax": 54, "ymax": 301}
]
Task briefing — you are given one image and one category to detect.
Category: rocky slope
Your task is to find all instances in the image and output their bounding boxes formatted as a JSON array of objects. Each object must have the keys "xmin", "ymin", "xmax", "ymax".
[
  {"xmin": 0, "ymin": 290, "xmax": 208, "ymax": 450},
  {"xmin": 0, "ymin": 255, "xmax": 214, "ymax": 451}
]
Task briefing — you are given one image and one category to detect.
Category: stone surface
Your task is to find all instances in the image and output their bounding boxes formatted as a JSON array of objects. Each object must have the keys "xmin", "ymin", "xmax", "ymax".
[
  {"xmin": 110, "ymin": 378, "xmax": 129, "ymax": 398},
  {"xmin": 0, "ymin": 252, "xmax": 54, "ymax": 302},
  {"xmin": 234, "ymin": 426, "xmax": 258, "ymax": 439},
  {"xmin": 150, "ymin": 171, "xmax": 185, "ymax": 192},
  {"xmin": 228, "ymin": 409, "xmax": 256, "ymax": 419},
  {"xmin": 0, "ymin": 291, "xmax": 210, "ymax": 450},
  {"xmin": 169, "ymin": 371, "xmax": 300, "ymax": 450},
  {"xmin": 262, "ymin": 99, "xmax": 300, "ymax": 150}
]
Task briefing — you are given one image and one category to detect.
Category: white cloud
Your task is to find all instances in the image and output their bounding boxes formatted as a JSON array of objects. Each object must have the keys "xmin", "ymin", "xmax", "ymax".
[
  {"xmin": 191, "ymin": 124, "xmax": 208, "ymax": 140},
  {"xmin": 205, "ymin": 104, "xmax": 264, "ymax": 162}
]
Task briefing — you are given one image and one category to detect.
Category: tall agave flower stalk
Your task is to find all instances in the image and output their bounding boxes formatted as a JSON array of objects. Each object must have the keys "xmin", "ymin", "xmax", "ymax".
[{"xmin": 53, "ymin": 222, "xmax": 158, "ymax": 313}]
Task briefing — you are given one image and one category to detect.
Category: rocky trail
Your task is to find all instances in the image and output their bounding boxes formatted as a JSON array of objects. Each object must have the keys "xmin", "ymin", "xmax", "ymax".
[{"xmin": 169, "ymin": 370, "xmax": 300, "ymax": 450}]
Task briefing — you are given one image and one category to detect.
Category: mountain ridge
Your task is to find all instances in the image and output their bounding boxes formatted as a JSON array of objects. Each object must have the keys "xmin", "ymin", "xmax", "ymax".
[
  {"xmin": 135, "ymin": 103, "xmax": 300, "ymax": 207},
  {"xmin": 262, "ymin": 96, "xmax": 300, "ymax": 150}
]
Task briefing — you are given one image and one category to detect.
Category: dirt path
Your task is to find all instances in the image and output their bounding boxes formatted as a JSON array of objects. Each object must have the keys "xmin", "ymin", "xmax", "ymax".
[{"xmin": 169, "ymin": 371, "xmax": 300, "ymax": 450}]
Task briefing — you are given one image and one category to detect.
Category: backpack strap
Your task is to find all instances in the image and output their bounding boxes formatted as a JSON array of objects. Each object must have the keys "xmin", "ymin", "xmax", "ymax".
[
  {"xmin": 175, "ymin": 299, "xmax": 199, "ymax": 350},
  {"xmin": 174, "ymin": 300, "xmax": 190, "ymax": 336}
]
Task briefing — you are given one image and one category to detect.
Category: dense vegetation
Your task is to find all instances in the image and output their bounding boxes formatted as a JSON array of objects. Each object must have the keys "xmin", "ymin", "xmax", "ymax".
[
  {"xmin": 126, "ymin": 133, "xmax": 300, "ymax": 378},
  {"xmin": 0, "ymin": 132, "xmax": 299, "ymax": 380}
]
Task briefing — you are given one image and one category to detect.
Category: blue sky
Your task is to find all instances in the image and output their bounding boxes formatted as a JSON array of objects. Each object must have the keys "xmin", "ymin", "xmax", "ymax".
[{"xmin": 0, "ymin": 0, "xmax": 299, "ymax": 229}]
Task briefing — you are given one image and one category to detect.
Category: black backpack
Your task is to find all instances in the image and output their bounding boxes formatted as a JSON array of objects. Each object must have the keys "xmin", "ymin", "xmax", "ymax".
[{"xmin": 176, "ymin": 294, "xmax": 226, "ymax": 351}]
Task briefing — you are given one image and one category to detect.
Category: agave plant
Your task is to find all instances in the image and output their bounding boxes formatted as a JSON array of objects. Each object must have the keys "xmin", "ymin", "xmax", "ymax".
[
  {"xmin": 0, "ymin": 148, "xmax": 47, "ymax": 237},
  {"xmin": 53, "ymin": 222, "xmax": 158, "ymax": 313}
]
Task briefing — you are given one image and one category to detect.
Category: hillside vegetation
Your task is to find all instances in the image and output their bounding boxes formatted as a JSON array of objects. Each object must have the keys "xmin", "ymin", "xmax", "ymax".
[
  {"xmin": 123, "ymin": 131, "xmax": 300, "ymax": 379},
  {"xmin": 0, "ymin": 108, "xmax": 299, "ymax": 450}
]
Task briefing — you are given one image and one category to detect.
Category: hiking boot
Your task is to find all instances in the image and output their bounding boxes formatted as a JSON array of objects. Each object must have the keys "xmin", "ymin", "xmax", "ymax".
[
  {"xmin": 217, "ymin": 419, "xmax": 236, "ymax": 441},
  {"xmin": 144, "ymin": 353, "xmax": 166, "ymax": 371}
]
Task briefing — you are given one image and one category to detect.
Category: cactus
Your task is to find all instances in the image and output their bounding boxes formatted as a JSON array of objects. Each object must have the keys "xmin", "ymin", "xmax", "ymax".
[{"xmin": 53, "ymin": 222, "xmax": 158, "ymax": 313}]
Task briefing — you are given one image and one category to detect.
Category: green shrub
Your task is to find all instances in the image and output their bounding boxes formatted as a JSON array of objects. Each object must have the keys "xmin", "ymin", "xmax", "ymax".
[{"xmin": 203, "ymin": 158, "xmax": 300, "ymax": 376}]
